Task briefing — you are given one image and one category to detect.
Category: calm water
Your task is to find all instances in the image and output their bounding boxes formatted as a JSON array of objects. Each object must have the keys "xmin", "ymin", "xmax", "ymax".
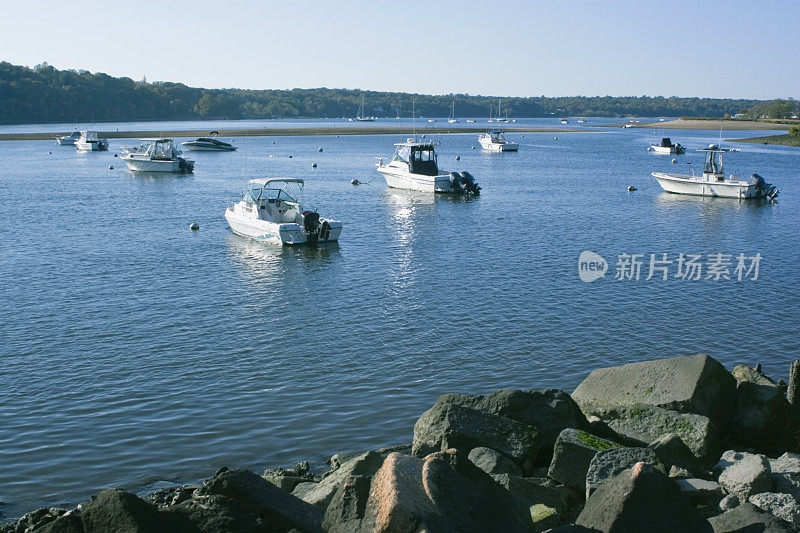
[{"xmin": 1, "ymin": 127, "xmax": 798, "ymax": 517}]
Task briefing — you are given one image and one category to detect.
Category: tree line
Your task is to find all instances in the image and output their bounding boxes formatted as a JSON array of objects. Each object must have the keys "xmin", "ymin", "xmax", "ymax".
[{"xmin": 0, "ymin": 61, "xmax": 794, "ymax": 124}]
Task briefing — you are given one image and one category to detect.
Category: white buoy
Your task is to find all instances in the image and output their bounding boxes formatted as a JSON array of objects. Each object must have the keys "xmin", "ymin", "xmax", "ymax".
[
  {"xmin": 672, "ymin": 158, "xmax": 677, "ymax": 163},
  {"xmin": 351, "ymin": 179, "xmax": 360, "ymax": 185},
  {"xmin": 190, "ymin": 222, "xmax": 199, "ymax": 230},
  {"xmin": 471, "ymin": 146, "xmax": 476, "ymax": 150},
  {"xmin": 312, "ymin": 162, "xmax": 317, "ymax": 168},
  {"xmin": 318, "ymin": 148, "xmax": 323, "ymax": 152},
  {"xmin": 627, "ymin": 185, "xmax": 637, "ymax": 191},
  {"xmin": 456, "ymin": 155, "xmax": 460, "ymax": 160},
  {"xmin": 554, "ymin": 137, "xmax": 558, "ymax": 140}
]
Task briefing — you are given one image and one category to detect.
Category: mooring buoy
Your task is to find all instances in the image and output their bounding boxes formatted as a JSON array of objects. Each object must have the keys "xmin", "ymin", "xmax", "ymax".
[
  {"xmin": 190, "ymin": 222, "xmax": 199, "ymax": 230},
  {"xmin": 312, "ymin": 163, "xmax": 317, "ymax": 168},
  {"xmin": 109, "ymin": 165, "xmax": 114, "ymax": 170},
  {"xmin": 627, "ymin": 185, "xmax": 637, "ymax": 191},
  {"xmin": 351, "ymin": 179, "xmax": 360, "ymax": 185}
]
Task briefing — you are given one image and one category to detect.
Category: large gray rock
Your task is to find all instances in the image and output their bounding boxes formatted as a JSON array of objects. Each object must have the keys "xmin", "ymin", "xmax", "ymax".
[
  {"xmin": 468, "ymin": 446, "xmax": 522, "ymax": 476},
  {"xmin": 167, "ymin": 494, "xmax": 261, "ymax": 532},
  {"xmin": 587, "ymin": 403, "xmax": 720, "ymax": 464},
  {"xmin": 358, "ymin": 450, "xmax": 532, "ymax": 532},
  {"xmin": 547, "ymin": 428, "xmax": 622, "ymax": 491},
  {"xmin": 648, "ymin": 432, "xmax": 708, "ymax": 478},
  {"xmin": 728, "ymin": 365, "xmax": 798, "ymax": 456},
  {"xmin": 35, "ymin": 513, "xmax": 84, "ymax": 533},
  {"xmin": 80, "ymin": 489, "xmax": 192, "ymax": 532},
  {"xmin": 575, "ymin": 462, "xmax": 712, "ymax": 532},
  {"xmin": 749, "ymin": 492, "xmax": 800, "ymax": 527},
  {"xmin": 412, "ymin": 403, "xmax": 540, "ymax": 470},
  {"xmin": 197, "ymin": 468, "xmax": 324, "ymax": 533},
  {"xmin": 709, "ymin": 502, "xmax": 794, "ymax": 532},
  {"xmin": 292, "ymin": 451, "xmax": 383, "ymax": 508},
  {"xmin": 585, "ymin": 447, "xmax": 664, "ymax": 499},
  {"xmin": 675, "ymin": 478, "xmax": 725, "ymax": 508},
  {"xmin": 714, "ymin": 450, "xmax": 773, "ymax": 501},
  {"xmin": 572, "ymin": 353, "xmax": 736, "ymax": 429},
  {"xmin": 322, "ymin": 475, "xmax": 371, "ymax": 533},
  {"xmin": 263, "ymin": 460, "xmax": 318, "ymax": 492},
  {"xmin": 490, "ymin": 473, "xmax": 578, "ymax": 517}
]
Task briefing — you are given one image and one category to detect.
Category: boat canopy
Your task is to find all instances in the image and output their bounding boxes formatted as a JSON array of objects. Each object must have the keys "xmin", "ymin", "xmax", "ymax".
[
  {"xmin": 243, "ymin": 178, "xmax": 302, "ymax": 204},
  {"xmin": 248, "ymin": 178, "xmax": 304, "ymax": 187},
  {"xmin": 392, "ymin": 142, "xmax": 439, "ymax": 176}
]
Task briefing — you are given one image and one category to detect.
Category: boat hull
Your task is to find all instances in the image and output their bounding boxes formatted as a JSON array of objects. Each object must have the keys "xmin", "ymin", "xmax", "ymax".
[
  {"xmin": 377, "ymin": 167, "xmax": 455, "ymax": 193},
  {"xmin": 225, "ymin": 208, "xmax": 341, "ymax": 245},
  {"xmin": 181, "ymin": 143, "xmax": 236, "ymax": 152},
  {"xmin": 57, "ymin": 138, "xmax": 76, "ymax": 146},
  {"xmin": 75, "ymin": 141, "xmax": 108, "ymax": 151},
  {"xmin": 650, "ymin": 146, "xmax": 684, "ymax": 155},
  {"xmin": 651, "ymin": 172, "xmax": 764, "ymax": 199},
  {"xmin": 122, "ymin": 157, "xmax": 194, "ymax": 173},
  {"xmin": 479, "ymin": 139, "xmax": 519, "ymax": 152}
]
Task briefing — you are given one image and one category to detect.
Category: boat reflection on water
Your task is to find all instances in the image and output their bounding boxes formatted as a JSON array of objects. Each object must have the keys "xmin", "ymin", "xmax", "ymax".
[
  {"xmin": 653, "ymin": 189, "xmax": 776, "ymax": 236},
  {"xmin": 124, "ymin": 170, "xmax": 194, "ymax": 182}
]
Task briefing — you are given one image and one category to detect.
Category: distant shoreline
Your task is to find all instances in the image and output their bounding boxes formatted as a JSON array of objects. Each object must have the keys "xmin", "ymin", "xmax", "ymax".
[
  {"xmin": 639, "ymin": 119, "xmax": 792, "ymax": 131},
  {"xmin": 0, "ymin": 126, "xmax": 595, "ymax": 142},
  {"xmin": 729, "ymin": 133, "xmax": 800, "ymax": 147}
]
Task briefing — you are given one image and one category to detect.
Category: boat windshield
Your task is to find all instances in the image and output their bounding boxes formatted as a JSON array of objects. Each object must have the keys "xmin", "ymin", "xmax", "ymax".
[
  {"xmin": 409, "ymin": 146, "xmax": 438, "ymax": 175},
  {"xmin": 244, "ymin": 185, "xmax": 297, "ymax": 204}
]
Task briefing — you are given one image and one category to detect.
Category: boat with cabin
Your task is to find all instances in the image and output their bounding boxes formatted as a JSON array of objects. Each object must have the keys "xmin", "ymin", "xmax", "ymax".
[
  {"xmin": 74, "ymin": 130, "xmax": 108, "ymax": 151},
  {"xmin": 651, "ymin": 144, "xmax": 778, "ymax": 200},
  {"xmin": 225, "ymin": 178, "xmax": 342, "ymax": 245},
  {"xmin": 120, "ymin": 139, "xmax": 194, "ymax": 172},
  {"xmin": 478, "ymin": 131, "xmax": 519, "ymax": 152},
  {"xmin": 376, "ymin": 138, "xmax": 480, "ymax": 194},
  {"xmin": 181, "ymin": 132, "xmax": 237, "ymax": 151},
  {"xmin": 649, "ymin": 137, "xmax": 685, "ymax": 154},
  {"xmin": 56, "ymin": 130, "xmax": 81, "ymax": 146}
]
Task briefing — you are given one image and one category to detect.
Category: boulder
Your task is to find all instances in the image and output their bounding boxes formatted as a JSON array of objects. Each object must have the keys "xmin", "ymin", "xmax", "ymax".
[
  {"xmin": 648, "ymin": 432, "xmax": 708, "ymax": 478},
  {"xmin": 263, "ymin": 461, "xmax": 318, "ymax": 492},
  {"xmin": 714, "ymin": 451, "xmax": 773, "ymax": 501},
  {"xmin": 717, "ymin": 494, "xmax": 739, "ymax": 512},
  {"xmin": 728, "ymin": 365, "xmax": 798, "ymax": 456},
  {"xmin": 708, "ymin": 502, "xmax": 794, "ymax": 533},
  {"xmin": 490, "ymin": 473, "xmax": 578, "ymax": 517},
  {"xmin": 167, "ymin": 494, "xmax": 262, "ymax": 532},
  {"xmin": 31, "ymin": 512, "xmax": 84, "ymax": 533},
  {"xmin": 587, "ymin": 403, "xmax": 720, "ymax": 464},
  {"xmin": 575, "ymin": 462, "xmax": 712, "ymax": 532},
  {"xmin": 358, "ymin": 450, "xmax": 531, "ymax": 532},
  {"xmin": 749, "ymin": 492, "xmax": 800, "ymax": 527},
  {"xmin": 467, "ymin": 446, "xmax": 522, "ymax": 476},
  {"xmin": 585, "ymin": 447, "xmax": 664, "ymax": 499},
  {"xmin": 788, "ymin": 360, "xmax": 800, "ymax": 408},
  {"xmin": 669, "ymin": 465, "xmax": 693, "ymax": 479},
  {"xmin": 572, "ymin": 353, "xmax": 736, "ymax": 429},
  {"xmin": 770, "ymin": 452, "xmax": 800, "ymax": 500},
  {"xmin": 674, "ymin": 478, "xmax": 725, "ymax": 508},
  {"xmin": 197, "ymin": 468, "xmax": 324, "ymax": 533},
  {"xmin": 322, "ymin": 475, "xmax": 371, "ymax": 533},
  {"xmin": 80, "ymin": 489, "xmax": 193, "ymax": 532},
  {"xmin": 292, "ymin": 451, "xmax": 383, "ymax": 508},
  {"xmin": 412, "ymin": 403, "xmax": 540, "ymax": 471},
  {"xmin": 9, "ymin": 508, "xmax": 69, "ymax": 533},
  {"xmin": 547, "ymin": 428, "xmax": 622, "ymax": 491},
  {"xmin": 770, "ymin": 452, "xmax": 800, "ymax": 475}
]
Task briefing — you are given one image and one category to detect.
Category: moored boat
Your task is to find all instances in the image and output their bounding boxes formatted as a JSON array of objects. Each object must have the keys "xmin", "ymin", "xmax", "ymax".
[
  {"xmin": 181, "ymin": 131, "xmax": 236, "ymax": 151},
  {"xmin": 225, "ymin": 178, "xmax": 342, "ymax": 245},
  {"xmin": 376, "ymin": 138, "xmax": 480, "ymax": 194},
  {"xmin": 649, "ymin": 137, "xmax": 685, "ymax": 155},
  {"xmin": 478, "ymin": 131, "xmax": 519, "ymax": 152},
  {"xmin": 121, "ymin": 139, "xmax": 194, "ymax": 173},
  {"xmin": 651, "ymin": 144, "xmax": 778, "ymax": 200},
  {"xmin": 56, "ymin": 130, "xmax": 81, "ymax": 146},
  {"xmin": 74, "ymin": 130, "xmax": 108, "ymax": 151}
]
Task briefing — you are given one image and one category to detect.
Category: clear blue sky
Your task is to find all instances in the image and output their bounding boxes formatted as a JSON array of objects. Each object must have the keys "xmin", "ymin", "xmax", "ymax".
[{"xmin": 1, "ymin": 0, "xmax": 796, "ymax": 99}]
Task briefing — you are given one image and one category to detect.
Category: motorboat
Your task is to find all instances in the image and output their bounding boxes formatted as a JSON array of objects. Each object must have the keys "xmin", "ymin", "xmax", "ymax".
[
  {"xmin": 466, "ymin": 119, "xmax": 476, "ymax": 123},
  {"xmin": 181, "ymin": 131, "xmax": 236, "ymax": 151},
  {"xmin": 376, "ymin": 138, "xmax": 480, "ymax": 194},
  {"xmin": 652, "ymin": 144, "xmax": 778, "ymax": 200},
  {"xmin": 560, "ymin": 119, "xmax": 569, "ymax": 124},
  {"xmin": 225, "ymin": 178, "xmax": 342, "ymax": 245},
  {"xmin": 577, "ymin": 119, "xmax": 587, "ymax": 124},
  {"xmin": 478, "ymin": 131, "xmax": 519, "ymax": 152},
  {"xmin": 623, "ymin": 123, "xmax": 635, "ymax": 129},
  {"xmin": 120, "ymin": 139, "xmax": 194, "ymax": 172},
  {"xmin": 56, "ymin": 130, "xmax": 81, "ymax": 146},
  {"xmin": 649, "ymin": 137, "xmax": 685, "ymax": 154},
  {"xmin": 447, "ymin": 99, "xmax": 459, "ymax": 123},
  {"xmin": 74, "ymin": 130, "xmax": 108, "ymax": 151}
]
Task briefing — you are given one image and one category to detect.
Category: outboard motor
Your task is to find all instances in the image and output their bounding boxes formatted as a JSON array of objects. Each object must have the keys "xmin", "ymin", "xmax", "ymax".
[
  {"xmin": 177, "ymin": 157, "xmax": 193, "ymax": 173},
  {"xmin": 749, "ymin": 174, "xmax": 779, "ymax": 200},
  {"xmin": 449, "ymin": 172, "xmax": 464, "ymax": 194},
  {"xmin": 459, "ymin": 172, "xmax": 481, "ymax": 196},
  {"xmin": 302, "ymin": 210, "xmax": 321, "ymax": 246}
]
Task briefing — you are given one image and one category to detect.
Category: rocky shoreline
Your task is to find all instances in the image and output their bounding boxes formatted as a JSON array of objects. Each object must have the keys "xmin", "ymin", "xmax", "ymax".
[{"xmin": 3, "ymin": 353, "xmax": 799, "ymax": 532}]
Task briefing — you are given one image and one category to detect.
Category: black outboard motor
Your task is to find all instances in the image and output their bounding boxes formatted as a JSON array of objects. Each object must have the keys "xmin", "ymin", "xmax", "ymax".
[
  {"xmin": 302, "ymin": 210, "xmax": 321, "ymax": 246},
  {"xmin": 749, "ymin": 174, "xmax": 779, "ymax": 200},
  {"xmin": 449, "ymin": 172, "xmax": 464, "ymax": 194},
  {"xmin": 459, "ymin": 172, "xmax": 481, "ymax": 196},
  {"xmin": 177, "ymin": 157, "xmax": 193, "ymax": 173}
]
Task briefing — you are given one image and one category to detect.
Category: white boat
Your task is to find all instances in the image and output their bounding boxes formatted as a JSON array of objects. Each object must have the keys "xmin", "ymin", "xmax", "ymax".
[
  {"xmin": 466, "ymin": 119, "xmax": 475, "ymax": 123},
  {"xmin": 478, "ymin": 131, "xmax": 519, "ymax": 152},
  {"xmin": 376, "ymin": 138, "xmax": 479, "ymax": 194},
  {"xmin": 649, "ymin": 137, "xmax": 685, "ymax": 155},
  {"xmin": 577, "ymin": 119, "xmax": 587, "ymax": 124},
  {"xmin": 225, "ymin": 178, "xmax": 342, "ymax": 245},
  {"xmin": 488, "ymin": 100, "xmax": 510, "ymax": 123},
  {"xmin": 74, "ymin": 130, "xmax": 108, "ymax": 151},
  {"xmin": 623, "ymin": 123, "xmax": 635, "ymax": 129},
  {"xmin": 560, "ymin": 119, "xmax": 569, "ymax": 124},
  {"xmin": 181, "ymin": 131, "xmax": 236, "ymax": 151},
  {"xmin": 120, "ymin": 139, "xmax": 194, "ymax": 173},
  {"xmin": 447, "ymin": 99, "xmax": 459, "ymax": 123},
  {"xmin": 652, "ymin": 144, "xmax": 778, "ymax": 200},
  {"xmin": 352, "ymin": 96, "xmax": 375, "ymax": 121},
  {"xmin": 56, "ymin": 130, "xmax": 81, "ymax": 146}
]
